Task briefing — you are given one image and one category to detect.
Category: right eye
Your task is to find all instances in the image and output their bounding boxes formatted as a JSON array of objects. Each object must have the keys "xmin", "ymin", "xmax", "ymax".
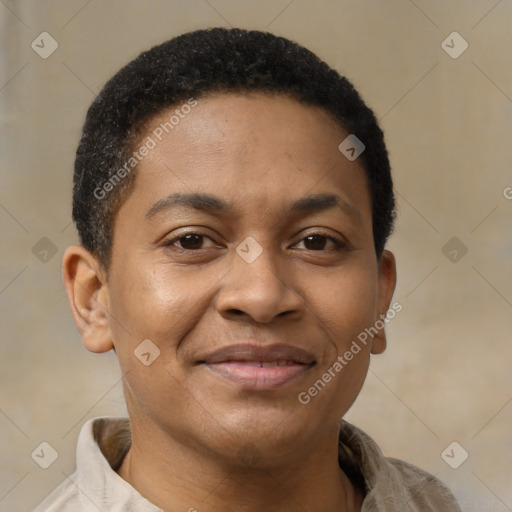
[{"xmin": 164, "ymin": 232, "xmax": 217, "ymax": 251}]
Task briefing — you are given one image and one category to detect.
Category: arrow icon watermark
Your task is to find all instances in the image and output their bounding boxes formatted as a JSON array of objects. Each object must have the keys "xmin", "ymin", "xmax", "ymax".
[
  {"xmin": 31, "ymin": 31, "xmax": 59, "ymax": 59},
  {"xmin": 442, "ymin": 236, "xmax": 468, "ymax": 263},
  {"xmin": 441, "ymin": 31, "xmax": 468, "ymax": 59},
  {"xmin": 338, "ymin": 134, "xmax": 365, "ymax": 161},
  {"xmin": 441, "ymin": 441, "xmax": 468, "ymax": 469},
  {"xmin": 236, "ymin": 236, "xmax": 263, "ymax": 263},
  {"xmin": 31, "ymin": 441, "xmax": 59, "ymax": 469},
  {"xmin": 134, "ymin": 339, "xmax": 161, "ymax": 366}
]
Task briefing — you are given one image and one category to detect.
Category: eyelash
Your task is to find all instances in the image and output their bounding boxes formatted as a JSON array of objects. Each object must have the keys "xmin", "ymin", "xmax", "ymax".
[
  {"xmin": 296, "ymin": 233, "xmax": 348, "ymax": 251},
  {"xmin": 163, "ymin": 231, "xmax": 348, "ymax": 252}
]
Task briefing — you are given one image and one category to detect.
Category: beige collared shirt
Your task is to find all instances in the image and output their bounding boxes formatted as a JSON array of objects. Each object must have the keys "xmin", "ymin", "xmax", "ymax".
[{"xmin": 33, "ymin": 417, "xmax": 461, "ymax": 511}]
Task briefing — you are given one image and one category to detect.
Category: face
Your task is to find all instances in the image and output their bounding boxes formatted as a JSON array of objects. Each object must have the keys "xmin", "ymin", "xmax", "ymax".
[{"xmin": 67, "ymin": 92, "xmax": 396, "ymax": 465}]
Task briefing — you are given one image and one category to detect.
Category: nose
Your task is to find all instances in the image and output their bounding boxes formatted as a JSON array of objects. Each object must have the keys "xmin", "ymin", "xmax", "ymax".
[{"xmin": 214, "ymin": 245, "xmax": 305, "ymax": 324}]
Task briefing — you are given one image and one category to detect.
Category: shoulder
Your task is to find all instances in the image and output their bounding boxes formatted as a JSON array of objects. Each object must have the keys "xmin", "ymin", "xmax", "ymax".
[
  {"xmin": 376, "ymin": 457, "xmax": 462, "ymax": 511},
  {"xmin": 31, "ymin": 475, "xmax": 82, "ymax": 512},
  {"xmin": 31, "ymin": 416, "xmax": 133, "ymax": 512},
  {"xmin": 339, "ymin": 421, "xmax": 461, "ymax": 512}
]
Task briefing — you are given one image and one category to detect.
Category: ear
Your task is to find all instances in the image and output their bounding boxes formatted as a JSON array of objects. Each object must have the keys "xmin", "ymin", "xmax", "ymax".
[
  {"xmin": 371, "ymin": 250, "xmax": 397, "ymax": 355},
  {"xmin": 62, "ymin": 245, "xmax": 114, "ymax": 353}
]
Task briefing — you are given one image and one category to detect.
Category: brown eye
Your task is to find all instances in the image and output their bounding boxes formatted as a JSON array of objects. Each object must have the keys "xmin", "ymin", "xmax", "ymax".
[
  {"xmin": 294, "ymin": 233, "xmax": 347, "ymax": 252},
  {"xmin": 165, "ymin": 233, "xmax": 208, "ymax": 250},
  {"xmin": 303, "ymin": 235, "xmax": 328, "ymax": 250}
]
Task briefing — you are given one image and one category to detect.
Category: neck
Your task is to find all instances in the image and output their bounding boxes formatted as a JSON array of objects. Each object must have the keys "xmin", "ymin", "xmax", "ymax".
[{"xmin": 117, "ymin": 419, "xmax": 363, "ymax": 512}]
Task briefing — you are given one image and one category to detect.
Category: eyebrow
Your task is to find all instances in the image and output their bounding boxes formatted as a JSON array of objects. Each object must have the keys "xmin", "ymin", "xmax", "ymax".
[
  {"xmin": 146, "ymin": 192, "xmax": 233, "ymax": 219},
  {"xmin": 291, "ymin": 194, "xmax": 361, "ymax": 222},
  {"xmin": 145, "ymin": 192, "xmax": 362, "ymax": 222}
]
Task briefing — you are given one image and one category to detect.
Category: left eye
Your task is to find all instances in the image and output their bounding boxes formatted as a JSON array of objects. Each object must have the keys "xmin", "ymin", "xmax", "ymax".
[{"xmin": 295, "ymin": 234, "xmax": 346, "ymax": 251}]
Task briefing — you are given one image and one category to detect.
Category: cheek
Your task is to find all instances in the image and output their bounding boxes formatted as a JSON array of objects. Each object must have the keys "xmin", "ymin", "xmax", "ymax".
[
  {"xmin": 308, "ymin": 261, "xmax": 379, "ymax": 353},
  {"xmin": 108, "ymin": 262, "xmax": 208, "ymax": 348},
  {"xmin": 108, "ymin": 264, "xmax": 203, "ymax": 417},
  {"xmin": 301, "ymin": 264, "xmax": 378, "ymax": 415}
]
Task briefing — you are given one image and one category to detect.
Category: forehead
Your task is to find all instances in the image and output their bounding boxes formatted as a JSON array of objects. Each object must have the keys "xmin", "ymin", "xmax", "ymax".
[
  {"xmin": 118, "ymin": 92, "xmax": 372, "ymax": 226},
  {"xmin": 143, "ymin": 92, "xmax": 345, "ymax": 160}
]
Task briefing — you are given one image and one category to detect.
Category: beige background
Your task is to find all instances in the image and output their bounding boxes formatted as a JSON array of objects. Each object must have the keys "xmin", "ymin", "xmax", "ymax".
[{"xmin": 1, "ymin": 1, "xmax": 511, "ymax": 511}]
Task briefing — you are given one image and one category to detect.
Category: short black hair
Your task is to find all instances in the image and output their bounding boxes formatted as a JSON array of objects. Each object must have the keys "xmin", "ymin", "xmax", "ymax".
[{"xmin": 73, "ymin": 27, "xmax": 395, "ymax": 268}]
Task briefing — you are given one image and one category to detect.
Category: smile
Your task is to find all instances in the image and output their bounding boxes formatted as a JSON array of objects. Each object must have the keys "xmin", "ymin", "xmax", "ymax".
[
  {"xmin": 204, "ymin": 361, "xmax": 314, "ymax": 389},
  {"xmin": 199, "ymin": 343, "xmax": 316, "ymax": 390}
]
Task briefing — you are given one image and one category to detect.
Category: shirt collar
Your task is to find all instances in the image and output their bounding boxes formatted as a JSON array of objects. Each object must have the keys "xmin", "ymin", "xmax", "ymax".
[
  {"xmin": 75, "ymin": 417, "xmax": 161, "ymax": 512},
  {"xmin": 73, "ymin": 416, "xmax": 459, "ymax": 512}
]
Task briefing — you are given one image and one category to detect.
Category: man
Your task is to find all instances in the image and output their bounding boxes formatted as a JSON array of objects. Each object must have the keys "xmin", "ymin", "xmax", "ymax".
[{"xmin": 34, "ymin": 28, "xmax": 461, "ymax": 511}]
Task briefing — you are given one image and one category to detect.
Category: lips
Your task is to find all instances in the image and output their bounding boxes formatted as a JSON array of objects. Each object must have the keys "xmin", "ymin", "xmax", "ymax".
[
  {"xmin": 200, "ymin": 343, "xmax": 316, "ymax": 365},
  {"xmin": 198, "ymin": 343, "xmax": 316, "ymax": 390}
]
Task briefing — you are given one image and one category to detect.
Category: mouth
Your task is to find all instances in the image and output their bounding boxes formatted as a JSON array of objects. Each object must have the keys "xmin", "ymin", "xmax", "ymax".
[{"xmin": 198, "ymin": 343, "xmax": 316, "ymax": 390}]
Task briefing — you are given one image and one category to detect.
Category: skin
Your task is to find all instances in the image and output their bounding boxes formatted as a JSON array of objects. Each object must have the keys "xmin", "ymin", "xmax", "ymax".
[{"xmin": 63, "ymin": 92, "xmax": 396, "ymax": 512}]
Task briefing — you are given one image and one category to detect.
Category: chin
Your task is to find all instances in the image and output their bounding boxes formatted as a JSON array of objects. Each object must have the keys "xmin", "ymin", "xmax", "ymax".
[{"xmin": 205, "ymin": 410, "xmax": 314, "ymax": 461}]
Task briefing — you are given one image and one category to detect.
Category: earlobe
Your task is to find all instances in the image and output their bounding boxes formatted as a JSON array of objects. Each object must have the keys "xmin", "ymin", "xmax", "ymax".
[
  {"xmin": 62, "ymin": 245, "xmax": 114, "ymax": 353},
  {"xmin": 371, "ymin": 250, "xmax": 397, "ymax": 355}
]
